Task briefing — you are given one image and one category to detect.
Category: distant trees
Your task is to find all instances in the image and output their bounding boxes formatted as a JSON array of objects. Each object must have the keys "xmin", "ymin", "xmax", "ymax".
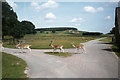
[
  {"xmin": 40, "ymin": 30, "xmax": 44, "ymax": 33},
  {"xmin": 36, "ymin": 27, "xmax": 78, "ymax": 31},
  {"xmin": 82, "ymin": 32, "xmax": 103, "ymax": 36},
  {"xmin": 52, "ymin": 31, "xmax": 56, "ymax": 33},
  {"xmin": 2, "ymin": 2, "xmax": 36, "ymax": 39}
]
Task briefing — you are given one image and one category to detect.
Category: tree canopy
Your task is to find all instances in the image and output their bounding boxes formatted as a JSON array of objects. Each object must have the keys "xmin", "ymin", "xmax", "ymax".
[
  {"xmin": 109, "ymin": 27, "xmax": 115, "ymax": 34},
  {"xmin": 2, "ymin": 2, "xmax": 36, "ymax": 39}
]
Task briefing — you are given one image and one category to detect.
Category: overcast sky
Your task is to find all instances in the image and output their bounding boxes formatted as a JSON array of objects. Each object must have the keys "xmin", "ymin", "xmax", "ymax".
[{"xmin": 7, "ymin": 0, "xmax": 118, "ymax": 33}]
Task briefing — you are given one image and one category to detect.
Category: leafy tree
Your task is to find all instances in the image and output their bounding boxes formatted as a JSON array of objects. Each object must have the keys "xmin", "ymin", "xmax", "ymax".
[
  {"xmin": 2, "ymin": 2, "xmax": 37, "ymax": 39},
  {"xmin": 109, "ymin": 27, "xmax": 115, "ymax": 34},
  {"xmin": 46, "ymin": 32, "xmax": 49, "ymax": 34},
  {"xmin": 2, "ymin": 2, "xmax": 18, "ymax": 38},
  {"xmin": 11, "ymin": 22, "xmax": 26, "ymax": 39},
  {"xmin": 40, "ymin": 30, "xmax": 44, "ymax": 33},
  {"xmin": 52, "ymin": 31, "xmax": 56, "ymax": 33},
  {"xmin": 21, "ymin": 21, "xmax": 37, "ymax": 34}
]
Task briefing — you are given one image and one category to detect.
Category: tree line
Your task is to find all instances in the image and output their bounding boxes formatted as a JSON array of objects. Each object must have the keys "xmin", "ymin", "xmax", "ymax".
[
  {"xmin": 2, "ymin": 2, "xmax": 36, "ymax": 39},
  {"xmin": 82, "ymin": 32, "xmax": 103, "ymax": 36},
  {"xmin": 36, "ymin": 27, "xmax": 78, "ymax": 31}
]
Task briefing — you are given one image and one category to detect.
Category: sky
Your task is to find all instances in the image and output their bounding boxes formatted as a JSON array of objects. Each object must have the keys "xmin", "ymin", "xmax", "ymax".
[{"xmin": 6, "ymin": 0, "xmax": 119, "ymax": 33}]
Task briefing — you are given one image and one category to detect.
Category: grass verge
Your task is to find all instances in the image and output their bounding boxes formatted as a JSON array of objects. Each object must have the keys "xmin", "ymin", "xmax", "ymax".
[
  {"xmin": 111, "ymin": 45, "xmax": 120, "ymax": 57},
  {"xmin": 44, "ymin": 52, "xmax": 72, "ymax": 57},
  {"xmin": 99, "ymin": 37, "xmax": 112, "ymax": 42},
  {"xmin": 2, "ymin": 52, "xmax": 28, "ymax": 78},
  {"xmin": 99, "ymin": 37, "xmax": 120, "ymax": 57}
]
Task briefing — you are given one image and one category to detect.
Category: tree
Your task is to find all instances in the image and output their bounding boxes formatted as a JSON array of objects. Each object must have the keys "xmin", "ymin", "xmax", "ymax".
[
  {"xmin": 46, "ymin": 32, "xmax": 49, "ymax": 34},
  {"xmin": 109, "ymin": 27, "xmax": 115, "ymax": 34},
  {"xmin": 11, "ymin": 21, "xmax": 26, "ymax": 39},
  {"xmin": 21, "ymin": 21, "xmax": 37, "ymax": 34},
  {"xmin": 52, "ymin": 31, "xmax": 56, "ymax": 33},
  {"xmin": 2, "ymin": 2, "xmax": 37, "ymax": 39},
  {"xmin": 40, "ymin": 30, "xmax": 44, "ymax": 33},
  {"xmin": 2, "ymin": 2, "xmax": 18, "ymax": 38}
]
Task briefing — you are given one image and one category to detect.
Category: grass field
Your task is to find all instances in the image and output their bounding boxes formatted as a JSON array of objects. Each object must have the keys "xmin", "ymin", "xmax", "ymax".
[
  {"xmin": 3, "ymin": 31, "xmax": 105, "ymax": 49},
  {"xmin": 44, "ymin": 52, "xmax": 72, "ymax": 57},
  {"xmin": 2, "ymin": 52, "xmax": 28, "ymax": 78}
]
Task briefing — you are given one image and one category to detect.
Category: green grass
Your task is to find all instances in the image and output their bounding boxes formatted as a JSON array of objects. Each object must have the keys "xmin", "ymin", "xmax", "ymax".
[
  {"xmin": 99, "ymin": 37, "xmax": 112, "ymax": 42},
  {"xmin": 44, "ymin": 52, "xmax": 72, "ymax": 57},
  {"xmin": 28, "ymin": 37, "xmax": 99, "ymax": 49},
  {"xmin": 3, "ymin": 31, "xmax": 104, "ymax": 49},
  {"xmin": 111, "ymin": 45, "xmax": 120, "ymax": 57},
  {"xmin": 99, "ymin": 37, "xmax": 120, "ymax": 57},
  {"xmin": 2, "ymin": 52, "xmax": 28, "ymax": 78},
  {"xmin": 3, "ymin": 45, "xmax": 15, "ymax": 48}
]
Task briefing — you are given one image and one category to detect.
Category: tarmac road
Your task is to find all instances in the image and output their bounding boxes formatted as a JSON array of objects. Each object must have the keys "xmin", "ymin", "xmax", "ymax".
[{"xmin": 2, "ymin": 38, "xmax": 118, "ymax": 78}]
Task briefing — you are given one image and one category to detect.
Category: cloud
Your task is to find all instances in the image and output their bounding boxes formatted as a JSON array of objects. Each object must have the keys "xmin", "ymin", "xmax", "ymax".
[
  {"xmin": 84, "ymin": 6, "xmax": 104, "ymax": 13},
  {"xmin": 97, "ymin": 7, "xmax": 104, "ymax": 12},
  {"xmin": 45, "ymin": 12, "xmax": 56, "ymax": 19},
  {"xmin": 41, "ymin": 0, "xmax": 58, "ymax": 8},
  {"xmin": 30, "ymin": 0, "xmax": 58, "ymax": 12},
  {"xmin": 84, "ymin": 6, "xmax": 96, "ymax": 13},
  {"xmin": 45, "ymin": 12, "xmax": 56, "ymax": 23},
  {"xmin": 7, "ymin": 0, "xmax": 18, "ymax": 9},
  {"xmin": 31, "ymin": 2, "xmax": 39, "ymax": 7},
  {"xmin": 75, "ymin": 24, "xmax": 81, "ymax": 26},
  {"xmin": 71, "ymin": 18, "xmax": 83, "ymax": 23},
  {"xmin": 105, "ymin": 16, "xmax": 112, "ymax": 20}
]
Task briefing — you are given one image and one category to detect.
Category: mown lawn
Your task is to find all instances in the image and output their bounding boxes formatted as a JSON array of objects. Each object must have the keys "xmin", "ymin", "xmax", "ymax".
[
  {"xmin": 44, "ymin": 52, "xmax": 72, "ymax": 57},
  {"xmin": 2, "ymin": 52, "xmax": 28, "ymax": 78}
]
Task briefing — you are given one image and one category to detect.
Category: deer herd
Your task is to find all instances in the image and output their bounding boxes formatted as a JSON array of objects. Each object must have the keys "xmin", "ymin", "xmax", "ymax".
[{"xmin": 0, "ymin": 40, "xmax": 86, "ymax": 53}]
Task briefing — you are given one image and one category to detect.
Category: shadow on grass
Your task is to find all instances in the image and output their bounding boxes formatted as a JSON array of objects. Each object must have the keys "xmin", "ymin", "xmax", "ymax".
[
  {"xmin": 111, "ymin": 44, "xmax": 120, "ymax": 57},
  {"xmin": 98, "ymin": 42, "xmax": 113, "ymax": 45},
  {"xmin": 101, "ymin": 48, "xmax": 112, "ymax": 52}
]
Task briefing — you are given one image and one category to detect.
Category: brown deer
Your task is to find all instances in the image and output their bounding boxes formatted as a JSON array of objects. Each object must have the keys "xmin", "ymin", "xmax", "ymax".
[
  {"xmin": 71, "ymin": 42, "xmax": 86, "ymax": 53},
  {"xmin": 16, "ymin": 43, "xmax": 31, "ymax": 52},
  {"xmin": 49, "ymin": 40, "xmax": 64, "ymax": 53}
]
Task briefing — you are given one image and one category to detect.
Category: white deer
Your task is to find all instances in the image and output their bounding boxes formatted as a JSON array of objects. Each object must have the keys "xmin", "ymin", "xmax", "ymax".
[
  {"xmin": 16, "ymin": 43, "xmax": 31, "ymax": 52},
  {"xmin": 71, "ymin": 42, "xmax": 86, "ymax": 53},
  {"xmin": 49, "ymin": 40, "xmax": 64, "ymax": 53}
]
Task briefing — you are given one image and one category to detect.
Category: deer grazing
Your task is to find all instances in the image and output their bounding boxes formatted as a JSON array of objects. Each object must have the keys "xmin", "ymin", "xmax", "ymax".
[
  {"xmin": 49, "ymin": 40, "xmax": 64, "ymax": 53},
  {"xmin": 16, "ymin": 43, "xmax": 32, "ymax": 52},
  {"xmin": 0, "ymin": 42, "xmax": 4, "ymax": 50},
  {"xmin": 71, "ymin": 42, "xmax": 86, "ymax": 53}
]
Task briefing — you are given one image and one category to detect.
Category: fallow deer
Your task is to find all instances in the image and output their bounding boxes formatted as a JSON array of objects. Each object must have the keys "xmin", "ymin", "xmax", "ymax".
[
  {"xmin": 49, "ymin": 40, "xmax": 64, "ymax": 53},
  {"xmin": 16, "ymin": 43, "xmax": 31, "ymax": 52},
  {"xmin": 71, "ymin": 42, "xmax": 86, "ymax": 53}
]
